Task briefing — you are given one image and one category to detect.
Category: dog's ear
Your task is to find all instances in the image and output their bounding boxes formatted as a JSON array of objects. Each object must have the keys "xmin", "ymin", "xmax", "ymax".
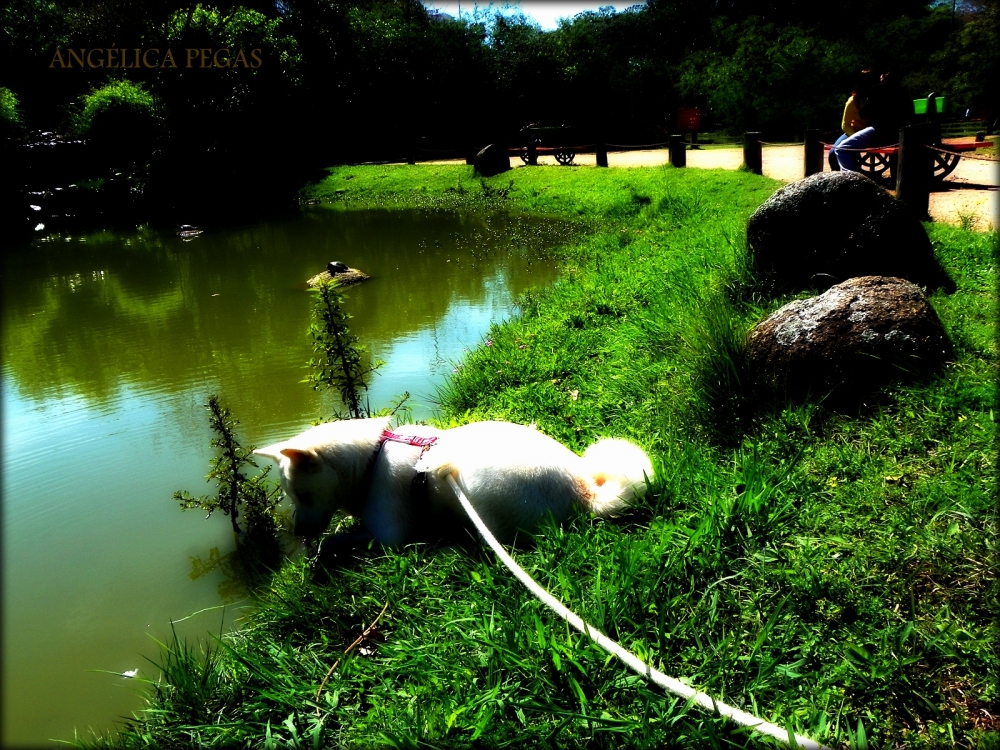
[
  {"xmin": 279, "ymin": 447, "xmax": 322, "ymax": 473},
  {"xmin": 254, "ymin": 445, "xmax": 285, "ymax": 462}
]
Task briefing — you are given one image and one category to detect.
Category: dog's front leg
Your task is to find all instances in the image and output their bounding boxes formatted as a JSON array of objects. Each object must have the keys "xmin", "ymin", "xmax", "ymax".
[{"xmin": 363, "ymin": 441, "xmax": 423, "ymax": 546}]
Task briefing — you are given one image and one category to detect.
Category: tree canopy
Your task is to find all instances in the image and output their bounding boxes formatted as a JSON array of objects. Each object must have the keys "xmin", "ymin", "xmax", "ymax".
[{"xmin": 1, "ymin": 0, "xmax": 995, "ymax": 205}]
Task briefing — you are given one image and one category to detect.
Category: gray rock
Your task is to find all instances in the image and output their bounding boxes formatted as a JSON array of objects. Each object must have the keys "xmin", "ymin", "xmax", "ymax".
[
  {"xmin": 747, "ymin": 171, "xmax": 952, "ymax": 293},
  {"xmin": 746, "ymin": 275, "xmax": 951, "ymax": 400},
  {"xmin": 473, "ymin": 144, "xmax": 510, "ymax": 177}
]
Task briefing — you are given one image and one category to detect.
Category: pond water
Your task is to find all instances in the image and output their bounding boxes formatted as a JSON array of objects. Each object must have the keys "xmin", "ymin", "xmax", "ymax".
[{"xmin": 1, "ymin": 207, "xmax": 573, "ymax": 746}]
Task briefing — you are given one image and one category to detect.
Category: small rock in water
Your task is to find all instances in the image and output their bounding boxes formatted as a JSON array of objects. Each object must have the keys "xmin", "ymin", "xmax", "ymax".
[{"xmin": 307, "ymin": 265, "xmax": 371, "ymax": 288}]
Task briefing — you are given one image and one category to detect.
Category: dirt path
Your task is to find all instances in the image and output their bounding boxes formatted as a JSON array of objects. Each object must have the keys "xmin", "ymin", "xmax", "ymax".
[{"xmin": 428, "ymin": 145, "xmax": 999, "ymax": 231}]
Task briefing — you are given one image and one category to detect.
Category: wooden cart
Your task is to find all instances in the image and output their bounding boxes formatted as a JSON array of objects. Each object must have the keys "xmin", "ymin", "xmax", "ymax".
[
  {"xmin": 828, "ymin": 137, "xmax": 993, "ymax": 186},
  {"xmin": 509, "ymin": 125, "xmax": 577, "ymax": 166}
]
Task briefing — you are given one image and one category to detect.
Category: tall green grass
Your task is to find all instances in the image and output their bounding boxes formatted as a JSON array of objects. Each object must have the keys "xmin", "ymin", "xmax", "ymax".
[{"xmin": 81, "ymin": 165, "xmax": 997, "ymax": 749}]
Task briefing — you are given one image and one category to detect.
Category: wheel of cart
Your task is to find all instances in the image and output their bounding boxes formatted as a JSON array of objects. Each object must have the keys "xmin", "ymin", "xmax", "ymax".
[
  {"xmin": 929, "ymin": 149, "xmax": 961, "ymax": 180},
  {"xmin": 849, "ymin": 138, "xmax": 986, "ymax": 187},
  {"xmin": 553, "ymin": 149, "xmax": 575, "ymax": 165},
  {"xmin": 517, "ymin": 124, "xmax": 575, "ymax": 166},
  {"xmin": 858, "ymin": 149, "xmax": 897, "ymax": 186}
]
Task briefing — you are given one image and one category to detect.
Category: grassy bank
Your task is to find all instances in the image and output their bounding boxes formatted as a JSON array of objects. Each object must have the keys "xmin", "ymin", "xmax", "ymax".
[{"xmin": 87, "ymin": 165, "xmax": 997, "ymax": 749}]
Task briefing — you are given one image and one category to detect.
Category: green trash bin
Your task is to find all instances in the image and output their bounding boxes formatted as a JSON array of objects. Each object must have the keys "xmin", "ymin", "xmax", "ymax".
[{"xmin": 913, "ymin": 97, "xmax": 945, "ymax": 115}]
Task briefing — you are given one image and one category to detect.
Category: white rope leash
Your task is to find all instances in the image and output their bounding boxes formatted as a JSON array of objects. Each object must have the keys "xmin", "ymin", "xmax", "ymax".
[{"xmin": 447, "ymin": 475, "xmax": 830, "ymax": 749}]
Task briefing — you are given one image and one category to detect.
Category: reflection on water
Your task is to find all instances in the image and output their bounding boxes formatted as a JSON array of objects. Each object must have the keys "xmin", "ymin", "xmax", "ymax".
[{"xmin": 1, "ymin": 207, "xmax": 572, "ymax": 746}]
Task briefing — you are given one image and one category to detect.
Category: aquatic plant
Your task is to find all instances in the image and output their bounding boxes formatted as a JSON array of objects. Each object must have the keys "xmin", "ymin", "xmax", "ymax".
[
  {"xmin": 174, "ymin": 395, "xmax": 281, "ymax": 566},
  {"xmin": 304, "ymin": 278, "xmax": 385, "ymax": 419}
]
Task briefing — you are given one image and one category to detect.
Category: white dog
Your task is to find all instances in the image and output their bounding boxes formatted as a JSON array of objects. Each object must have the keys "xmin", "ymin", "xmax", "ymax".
[{"xmin": 254, "ymin": 417, "xmax": 653, "ymax": 546}]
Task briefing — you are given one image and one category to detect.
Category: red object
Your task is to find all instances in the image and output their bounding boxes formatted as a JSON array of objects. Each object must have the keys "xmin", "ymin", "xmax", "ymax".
[
  {"xmin": 822, "ymin": 139, "xmax": 992, "ymax": 155},
  {"xmin": 380, "ymin": 430, "xmax": 439, "ymax": 448},
  {"xmin": 677, "ymin": 107, "xmax": 701, "ymax": 131}
]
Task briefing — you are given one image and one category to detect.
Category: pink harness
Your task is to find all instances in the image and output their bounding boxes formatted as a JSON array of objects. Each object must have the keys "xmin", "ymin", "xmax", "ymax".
[
  {"xmin": 376, "ymin": 430, "xmax": 438, "ymax": 500},
  {"xmin": 379, "ymin": 429, "xmax": 438, "ymax": 452}
]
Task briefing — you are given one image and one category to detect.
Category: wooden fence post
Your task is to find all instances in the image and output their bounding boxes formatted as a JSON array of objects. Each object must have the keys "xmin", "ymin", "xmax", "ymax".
[
  {"xmin": 804, "ymin": 129, "xmax": 824, "ymax": 177},
  {"xmin": 669, "ymin": 134, "xmax": 686, "ymax": 167},
  {"xmin": 743, "ymin": 132, "xmax": 762, "ymax": 175},
  {"xmin": 596, "ymin": 140, "xmax": 608, "ymax": 167},
  {"xmin": 895, "ymin": 123, "xmax": 936, "ymax": 220}
]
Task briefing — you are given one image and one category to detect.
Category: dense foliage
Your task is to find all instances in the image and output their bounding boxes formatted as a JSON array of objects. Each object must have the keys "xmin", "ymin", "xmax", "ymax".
[
  {"xmin": 70, "ymin": 79, "xmax": 165, "ymax": 166},
  {"xmin": 1, "ymin": 0, "xmax": 996, "ymax": 225},
  {"xmin": 0, "ymin": 85, "xmax": 23, "ymax": 135}
]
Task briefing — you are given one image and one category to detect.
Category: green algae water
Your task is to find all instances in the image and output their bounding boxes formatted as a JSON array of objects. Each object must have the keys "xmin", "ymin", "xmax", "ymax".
[{"xmin": 1, "ymin": 207, "xmax": 571, "ymax": 746}]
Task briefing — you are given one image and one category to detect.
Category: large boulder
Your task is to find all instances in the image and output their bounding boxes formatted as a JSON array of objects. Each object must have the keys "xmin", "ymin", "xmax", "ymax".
[
  {"xmin": 473, "ymin": 144, "xmax": 510, "ymax": 177},
  {"xmin": 746, "ymin": 275, "xmax": 952, "ymax": 401},
  {"xmin": 747, "ymin": 171, "xmax": 952, "ymax": 293}
]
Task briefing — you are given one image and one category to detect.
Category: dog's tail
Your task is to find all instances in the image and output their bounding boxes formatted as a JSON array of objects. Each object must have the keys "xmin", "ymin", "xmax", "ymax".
[{"xmin": 582, "ymin": 438, "xmax": 653, "ymax": 516}]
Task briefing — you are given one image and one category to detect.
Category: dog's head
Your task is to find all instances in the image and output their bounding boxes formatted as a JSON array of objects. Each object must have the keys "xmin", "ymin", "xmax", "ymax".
[{"xmin": 254, "ymin": 417, "xmax": 390, "ymax": 540}]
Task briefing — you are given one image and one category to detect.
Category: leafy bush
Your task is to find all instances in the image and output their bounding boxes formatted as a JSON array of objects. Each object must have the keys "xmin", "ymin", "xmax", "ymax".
[
  {"xmin": 174, "ymin": 395, "xmax": 282, "ymax": 569},
  {"xmin": 0, "ymin": 86, "xmax": 24, "ymax": 139},
  {"xmin": 72, "ymin": 80, "xmax": 163, "ymax": 164},
  {"xmin": 305, "ymin": 278, "xmax": 385, "ymax": 420}
]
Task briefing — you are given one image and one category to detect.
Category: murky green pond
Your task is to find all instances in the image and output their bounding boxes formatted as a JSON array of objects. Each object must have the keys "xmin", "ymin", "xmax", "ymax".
[{"xmin": 1, "ymin": 207, "xmax": 573, "ymax": 746}]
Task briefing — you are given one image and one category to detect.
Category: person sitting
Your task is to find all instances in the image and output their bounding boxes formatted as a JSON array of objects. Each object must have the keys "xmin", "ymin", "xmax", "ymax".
[
  {"xmin": 829, "ymin": 70, "xmax": 877, "ymax": 170},
  {"xmin": 832, "ymin": 68, "xmax": 914, "ymax": 173}
]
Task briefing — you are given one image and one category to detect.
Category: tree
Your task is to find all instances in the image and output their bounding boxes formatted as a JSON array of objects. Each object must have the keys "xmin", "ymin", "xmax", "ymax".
[
  {"xmin": 940, "ymin": 0, "xmax": 999, "ymax": 122},
  {"xmin": 678, "ymin": 18, "xmax": 861, "ymax": 136}
]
